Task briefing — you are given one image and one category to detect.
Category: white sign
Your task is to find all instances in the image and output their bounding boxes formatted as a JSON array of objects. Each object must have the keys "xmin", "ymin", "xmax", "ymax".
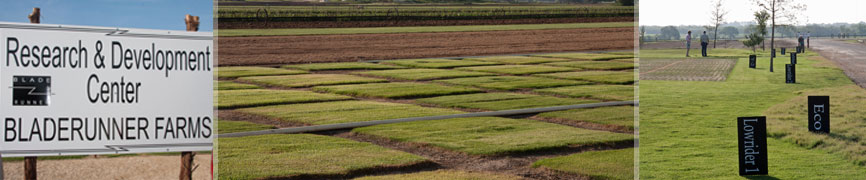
[{"xmin": 0, "ymin": 22, "xmax": 213, "ymax": 157}]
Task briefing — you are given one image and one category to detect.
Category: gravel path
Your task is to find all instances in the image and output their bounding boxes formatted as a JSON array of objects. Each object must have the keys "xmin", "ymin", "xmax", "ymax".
[
  {"xmin": 2, "ymin": 154, "xmax": 212, "ymax": 180},
  {"xmin": 808, "ymin": 39, "xmax": 866, "ymax": 89}
]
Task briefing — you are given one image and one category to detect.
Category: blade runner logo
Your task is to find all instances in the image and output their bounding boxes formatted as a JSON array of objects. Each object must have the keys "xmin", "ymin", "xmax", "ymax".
[{"xmin": 12, "ymin": 76, "xmax": 52, "ymax": 106}]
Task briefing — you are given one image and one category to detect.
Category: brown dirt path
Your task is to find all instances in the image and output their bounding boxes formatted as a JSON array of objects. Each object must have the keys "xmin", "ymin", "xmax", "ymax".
[
  {"xmin": 808, "ymin": 38, "xmax": 866, "ymax": 89},
  {"xmin": 3, "ymin": 154, "xmax": 212, "ymax": 180},
  {"xmin": 218, "ymin": 27, "xmax": 634, "ymax": 66}
]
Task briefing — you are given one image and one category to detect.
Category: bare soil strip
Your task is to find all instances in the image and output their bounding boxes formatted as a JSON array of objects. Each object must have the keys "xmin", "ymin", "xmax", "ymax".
[
  {"xmin": 220, "ymin": 17, "xmax": 634, "ymax": 29},
  {"xmin": 218, "ymin": 27, "xmax": 634, "ymax": 66},
  {"xmin": 639, "ymin": 59, "xmax": 737, "ymax": 81}
]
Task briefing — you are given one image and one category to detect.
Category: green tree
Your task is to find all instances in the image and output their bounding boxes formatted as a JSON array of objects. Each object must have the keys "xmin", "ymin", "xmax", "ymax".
[
  {"xmin": 720, "ymin": 26, "xmax": 739, "ymax": 39},
  {"xmin": 754, "ymin": 10, "xmax": 770, "ymax": 50},
  {"xmin": 617, "ymin": 0, "xmax": 634, "ymax": 6},
  {"xmin": 753, "ymin": 0, "xmax": 806, "ymax": 72},
  {"xmin": 660, "ymin": 26, "xmax": 681, "ymax": 40}
]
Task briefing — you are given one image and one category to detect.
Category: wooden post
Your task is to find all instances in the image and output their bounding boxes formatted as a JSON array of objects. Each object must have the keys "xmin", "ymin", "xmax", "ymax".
[
  {"xmin": 0, "ymin": 153, "xmax": 4, "ymax": 180},
  {"xmin": 24, "ymin": 157, "xmax": 36, "ymax": 180},
  {"xmin": 28, "ymin": 7, "xmax": 40, "ymax": 24},
  {"xmin": 179, "ymin": 152, "xmax": 195, "ymax": 180},
  {"xmin": 184, "ymin": 14, "xmax": 200, "ymax": 32}
]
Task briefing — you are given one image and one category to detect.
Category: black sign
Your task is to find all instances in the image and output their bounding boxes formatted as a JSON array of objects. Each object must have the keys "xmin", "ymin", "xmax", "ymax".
[
  {"xmin": 749, "ymin": 55, "xmax": 757, "ymax": 68},
  {"xmin": 790, "ymin": 53, "xmax": 797, "ymax": 65},
  {"xmin": 771, "ymin": 48, "xmax": 776, "ymax": 58},
  {"xmin": 781, "ymin": 48, "xmax": 786, "ymax": 55},
  {"xmin": 786, "ymin": 64, "xmax": 796, "ymax": 84},
  {"xmin": 808, "ymin": 96, "xmax": 830, "ymax": 133},
  {"xmin": 738, "ymin": 116, "xmax": 768, "ymax": 176},
  {"xmin": 12, "ymin": 76, "xmax": 51, "ymax": 106}
]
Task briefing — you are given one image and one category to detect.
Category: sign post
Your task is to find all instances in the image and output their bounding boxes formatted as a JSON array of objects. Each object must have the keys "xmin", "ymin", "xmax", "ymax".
[
  {"xmin": 786, "ymin": 64, "xmax": 796, "ymax": 83},
  {"xmin": 790, "ymin": 53, "xmax": 797, "ymax": 65},
  {"xmin": 808, "ymin": 96, "xmax": 830, "ymax": 133},
  {"xmin": 749, "ymin": 55, "xmax": 757, "ymax": 69},
  {"xmin": 781, "ymin": 47, "xmax": 786, "ymax": 55},
  {"xmin": 738, "ymin": 116, "xmax": 768, "ymax": 176}
]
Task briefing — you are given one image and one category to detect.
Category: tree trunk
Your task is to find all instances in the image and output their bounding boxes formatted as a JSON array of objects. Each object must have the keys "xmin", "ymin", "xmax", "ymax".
[
  {"xmin": 769, "ymin": 2, "xmax": 775, "ymax": 72},
  {"xmin": 713, "ymin": 25, "xmax": 719, "ymax": 48}
]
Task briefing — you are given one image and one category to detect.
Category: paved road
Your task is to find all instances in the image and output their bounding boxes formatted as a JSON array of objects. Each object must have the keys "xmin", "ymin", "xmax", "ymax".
[{"xmin": 808, "ymin": 39, "xmax": 866, "ymax": 89}]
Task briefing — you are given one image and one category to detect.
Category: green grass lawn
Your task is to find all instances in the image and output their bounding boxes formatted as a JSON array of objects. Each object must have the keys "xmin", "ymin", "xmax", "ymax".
[
  {"xmin": 218, "ymin": 120, "xmax": 275, "ymax": 134},
  {"xmin": 534, "ymin": 53, "xmax": 634, "ymax": 60},
  {"xmin": 238, "ymin": 74, "xmax": 387, "ymax": 88},
  {"xmin": 640, "ymin": 49, "xmax": 866, "ymax": 179},
  {"xmin": 218, "ymin": 134, "xmax": 428, "ymax": 179},
  {"xmin": 283, "ymin": 62, "xmax": 405, "ymax": 71},
  {"xmin": 535, "ymin": 106, "xmax": 635, "ymax": 129},
  {"xmin": 218, "ymin": 22, "xmax": 634, "ymax": 37},
  {"xmin": 464, "ymin": 56, "xmax": 572, "ymax": 65},
  {"xmin": 435, "ymin": 76, "xmax": 588, "ymax": 90},
  {"xmin": 765, "ymin": 85, "xmax": 866, "ymax": 166},
  {"xmin": 353, "ymin": 117, "xmax": 633, "ymax": 156},
  {"xmin": 533, "ymin": 148, "xmax": 634, "ymax": 180},
  {"xmin": 456, "ymin": 65, "xmax": 577, "ymax": 75},
  {"xmin": 354, "ymin": 170, "xmax": 522, "ymax": 180},
  {"xmin": 218, "ymin": 66, "xmax": 307, "ymax": 78},
  {"xmin": 384, "ymin": 59, "xmax": 501, "ymax": 69},
  {"xmin": 535, "ymin": 85, "xmax": 634, "ymax": 101},
  {"xmin": 544, "ymin": 61, "xmax": 635, "ymax": 70},
  {"xmin": 236, "ymin": 101, "xmax": 462, "ymax": 125},
  {"xmin": 217, "ymin": 89, "xmax": 352, "ymax": 109},
  {"xmin": 217, "ymin": 81, "xmax": 260, "ymax": 90},
  {"xmin": 356, "ymin": 68, "xmax": 494, "ymax": 81},
  {"xmin": 312, "ymin": 82, "xmax": 482, "ymax": 99},
  {"xmin": 536, "ymin": 71, "xmax": 635, "ymax": 84},
  {"xmin": 416, "ymin": 93, "xmax": 597, "ymax": 111}
]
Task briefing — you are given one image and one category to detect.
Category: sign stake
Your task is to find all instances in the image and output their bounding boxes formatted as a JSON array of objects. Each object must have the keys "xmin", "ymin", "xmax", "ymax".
[
  {"xmin": 24, "ymin": 156, "xmax": 37, "ymax": 180},
  {"xmin": 0, "ymin": 153, "xmax": 4, "ymax": 180},
  {"xmin": 179, "ymin": 152, "xmax": 195, "ymax": 180}
]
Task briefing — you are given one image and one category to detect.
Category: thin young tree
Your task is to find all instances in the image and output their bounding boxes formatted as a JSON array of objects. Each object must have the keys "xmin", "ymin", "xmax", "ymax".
[
  {"xmin": 709, "ymin": 0, "xmax": 728, "ymax": 48},
  {"xmin": 754, "ymin": 10, "xmax": 770, "ymax": 51},
  {"xmin": 753, "ymin": 0, "xmax": 806, "ymax": 72}
]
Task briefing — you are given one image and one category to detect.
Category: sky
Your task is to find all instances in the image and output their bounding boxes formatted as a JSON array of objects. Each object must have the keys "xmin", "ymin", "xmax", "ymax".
[
  {"xmin": 641, "ymin": 0, "xmax": 866, "ymax": 26},
  {"xmin": 0, "ymin": 0, "xmax": 213, "ymax": 32}
]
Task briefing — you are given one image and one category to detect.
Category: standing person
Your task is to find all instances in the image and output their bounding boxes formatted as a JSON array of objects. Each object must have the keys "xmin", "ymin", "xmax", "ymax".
[
  {"xmin": 700, "ymin": 31, "xmax": 709, "ymax": 57},
  {"xmin": 798, "ymin": 33, "xmax": 805, "ymax": 53},
  {"xmin": 685, "ymin": 31, "xmax": 692, "ymax": 57},
  {"xmin": 807, "ymin": 31, "xmax": 811, "ymax": 48}
]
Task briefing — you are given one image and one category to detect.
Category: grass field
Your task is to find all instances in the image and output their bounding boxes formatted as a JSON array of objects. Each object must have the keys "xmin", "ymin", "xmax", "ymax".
[
  {"xmin": 534, "ymin": 52, "xmax": 634, "ymax": 60},
  {"xmin": 435, "ymin": 76, "xmax": 588, "ymax": 90},
  {"xmin": 464, "ymin": 56, "xmax": 572, "ymax": 65},
  {"xmin": 765, "ymin": 85, "xmax": 866, "ymax": 166},
  {"xmin": 535, "ymin": 85, "xmax": 634, "ymax": 101},
  {"xmin": 238, "ymin": 74, "xmax": 387, "ymax": 88},
  {"xmin": 456, "ymin": 65, "xmax": 577, "ymax": 75},
  {"xmin": 218, "ymin": 66, "xmax": 307, "ymax": 78},
  {"xmin": 353, "ymin": 117, "xmax": 633, "ymax": 155},
  {"xmin": 416, "ymin": 93, "xmax": 597, "ymax": 111},
  {"xmin": 217, "ymin": 81, "xmax": 260, "ymax": 90},
  {"xmin": 640, "ymin": 49, "xmax": 866, "ymax": 179},
  {"xmin": 236, "ymin": 101, "xmax": 461, "ymax": 125},
  {"xmin": 356, "ymin": 68, "xmax": 494, "ymax": 81},
  {"xmin": 536, "ymin": 71, "xmax": 635, "ymax": 84},
  {"xmin": 544, "ymin": 61, "xmax": 635, "ymax": 70},
  {"xmin": 354, "ymin": 170, "xmax": 522, "ymax": 180},
  {"xmin": 218, "ymin": 134, "xmax": 428, "ymax": 179},
  {"xmin": 217, "ymin": 89, "xmax": 352, "ymax": 109},
  {"xmin": 283, "ymin": 62, "xmax": 405, "ymax": 71},
  {"xmin": 312, "ymin": 82, "xmax": 482, "ymax": 99},
  {"xmin": 535, "ymin": 106, "xmax": 635, "ymax": 129},
  {"xmin": 533, "ymin": 148, "xmax": 634, "ymax": 180},
  {"xmin": 218, "ymin": 120, "xmax": 275, "ymax": 134},
  {"xmin": 383, "ymin": 59, "xmax": 500, "ymax": 69},
  {"xmin": 218, "ymin": 22, "xmax": 635, "ymax": 37}
]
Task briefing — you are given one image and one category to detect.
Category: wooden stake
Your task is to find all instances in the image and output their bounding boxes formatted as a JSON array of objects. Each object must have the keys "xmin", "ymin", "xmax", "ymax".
[
  {"xmin": 24, "ymin": 156, "xmax": 36, "ymax": 180},
  {"xmin": 179, "ymin": 152, "xmax": 194, "ymax": 180},
  {"xmin": 28, "ymin": 7, "xmax": 40, "ymax": 24},
  {"xmin": 184, "ymin": 14, "xmax": 200, "ymax": 32},
  {"xmin": 0, "ymin": 153, "xmax": 5, "ymax": 180}
]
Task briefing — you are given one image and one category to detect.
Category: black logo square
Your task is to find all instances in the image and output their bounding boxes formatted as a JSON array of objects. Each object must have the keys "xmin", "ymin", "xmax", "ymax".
[{"xmin": 12, "ymin": 76, "xmax": 51, "ymax": 106}]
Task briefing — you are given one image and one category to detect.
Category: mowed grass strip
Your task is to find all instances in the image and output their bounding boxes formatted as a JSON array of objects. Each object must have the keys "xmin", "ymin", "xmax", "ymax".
[
  {"xmin": 384, "ymin": 59, "xmax": 501, "ymax": 68},
  {"xmin": 218, "ymin": 66, "xmax": 307, "ymax": 78},
  {"xmin": 456, "ymin": 65, "xmax": 577, "ymax": 75},
  {"xmin": 532, "ymin": 148, "xmax": 634, "ymax": 180},
  {"xmin": 534, "ymin": 52, "xmax": 634, "ymax": 61},
  {"xmin": 283, "ymin": 62, "xmax": 405, "ymax": 71},
  {"xmin": 238, "ymin": 74, "xmax": 387, "ymax": 88},
  {"xmin": 464, "ymin": 56, "xmax": 572, "ymax": 65},
  {"xmin": 417, "ymin": 93, "xmax": 597, "ymax": 111},
  {"xmin": 536, "ymin": 71, "xmax": 634, "ymax": 84},
  {"xmin": 535, "ymin": 85, "xmax": 634, "ymax": 101},
  {"xmin": 313, "ymin": 82, "xmax": 482, "ymax": 99},
  {"xmin": 218, "ymin": 120, "xmax": 275, "ymax": 134},
  {"xmin": 436, "ymin": 76, "xmax": 588, "ymax": 90},
  {"xmin": 218, "ymin": 134, "xmax": 427, "ymax": 180},
  {"xmin": 766, "ymin": 85, "xmax": 866, "ymax": 166},
  {"xmin": 216, "ymin": 81, "xmax": 260, "ymax": 90},
  {"xmin": 545, "ymin": 61, "xmax": 635, "ymax": 70},
  {"xmin": 353, "ymin": 117, "xmax": 633, "ymax": 156},
  {"xmin": 356, "ymin": 68, "xmax": 494, "ymax": 81},
  {"xmin": 217, "ymin": 89, "xmax": 352, "ymax": 109},
  {"xmin": 354, "ymin": 170, "xmax": 521, "ymax": 180},
  {"xmin": 535, "ymin": 106, "xmax": 635, "ymax": 129},
  {"xmin": 237, "ymin": 101, "xmax": 462, "ymax": 125}
]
